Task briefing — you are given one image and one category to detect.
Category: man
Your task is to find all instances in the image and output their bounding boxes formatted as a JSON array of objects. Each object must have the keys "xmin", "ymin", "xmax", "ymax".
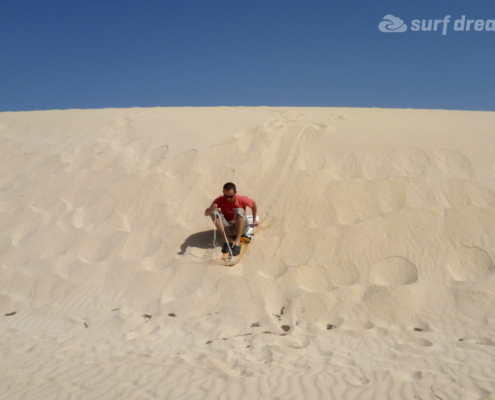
[{"xmin": 205, "ymin": 182, "xmax": 258, "ymax": 256}]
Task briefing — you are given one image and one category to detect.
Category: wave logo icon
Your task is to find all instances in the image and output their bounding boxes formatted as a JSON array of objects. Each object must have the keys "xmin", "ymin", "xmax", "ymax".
[{"xmin": 379, "ymin": 14, "xmax": 407, "ymax": 33}]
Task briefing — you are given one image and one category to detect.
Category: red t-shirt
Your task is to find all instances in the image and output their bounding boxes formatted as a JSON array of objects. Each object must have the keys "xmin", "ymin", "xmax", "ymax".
[{"xmin": 213, "ymin": 195, "xmax": 254, "ymax": 222}]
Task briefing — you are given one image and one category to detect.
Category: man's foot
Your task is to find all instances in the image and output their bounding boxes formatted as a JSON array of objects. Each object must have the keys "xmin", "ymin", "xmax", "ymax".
[
  {"xmin": 221, "ymin": 242, "xmax": 234, "ymax": 254},
  {"xmin": 232, "ymin": 245, "xmax": 241, "ymax": 256}
]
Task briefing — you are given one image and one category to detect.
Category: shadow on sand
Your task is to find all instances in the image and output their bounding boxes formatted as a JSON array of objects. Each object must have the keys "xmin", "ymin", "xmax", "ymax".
[{"xmin": 177, "ymin": 230, "xmax": 221, "ymax": 255}]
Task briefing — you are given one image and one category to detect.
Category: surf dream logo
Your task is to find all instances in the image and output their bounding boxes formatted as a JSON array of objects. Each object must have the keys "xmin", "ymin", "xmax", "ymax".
[
  {"xmin": 379, "ymin": 14, "xmax": 495, "ymax": 35},
  {"xmin": 379, "ymin": 15, "xmax": 407, "ymax": 33}
]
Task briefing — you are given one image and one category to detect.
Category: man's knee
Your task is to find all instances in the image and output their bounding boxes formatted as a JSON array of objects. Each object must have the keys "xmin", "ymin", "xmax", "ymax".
[
  {"xmin": 233, "ymin": 209, "xmax": 249, "ymax": 235},
  {"xmin": 234, "ymin": 208, "xmax": 247, "ymax": 219},
  {"xmin": 235, "ymin": 213, "xmax": 245, "ymax": 222}
]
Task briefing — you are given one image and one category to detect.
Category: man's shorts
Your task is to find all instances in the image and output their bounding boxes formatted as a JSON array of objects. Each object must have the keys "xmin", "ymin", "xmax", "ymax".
[{"xmin": 210, "ymin": 208, "xmax": 249, "ymax": 237}]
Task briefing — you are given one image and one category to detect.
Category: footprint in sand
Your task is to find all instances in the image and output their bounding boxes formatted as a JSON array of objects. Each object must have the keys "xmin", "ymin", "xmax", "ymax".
[
  {"xmin": 452, "ymin": 287, "xmax": 494, "ymax": 320},
  {"xmin": 434, "ymin": 149, "xmax": 474, "ymax": 179},
  {"xmin": 302, "ymin": 316, "xmax": 342, "ymax": 334},
  {"xmin": 328, "ymin": 261, "xmax": 360, "ymax": 287},
  {"xmin": 408, "ymin": 319, "xmax": 431, "ymax": 332},
  {"xmin": 444, "ymin": 208, "xmax": 481, "ymax": 247},
  {"xmin": 341, "ymin": 320, "xmax": 374, "ymax": 330},
  {"xmin": 330, "ymin": 153, "xmax": 363, "ymax": 180},
  {"xmin": 301, "ymin": 122, "xmax": 330, "ymax": 148},
  {"xmin": 364, "ymin": 256, "xmax": 420, "ymax": 323},
  {"xmin": 139, "ymin": 144, "xmax": 168, "ymax": 171},
  {"xmin": 343, "ymin": 373, "xmax": 370, "ymax": 386},
  {"xmin": 458, "ymin": 337, "xmax": 494, "ymax": 347},
  {"xmin": 390, "ymin": 370, "xmax": 423, "ymax": 382},
  {"xmin": 263, "ymin": 118, "xmax": 296, "ymax": 133},
  {"xmin": 447, "ymin": 246, "xmax": 494, "ymax": 281},
  {"xmin": 395, "ymin": 337, "xmax": 433, "ymax": 355},
  {"xmin": 0, "ymin": 293, "xmax": 17, "ymax": 316},
  {"xmin": 447, "ymin": 246, "xmax": 495, "ymax": 319},
  {"xmin": 403, "ymin": 337, "xmax": 433, "ymax": 347},
  {"xmin": 369, "ymin": 256, "xmax": 418, "ymax": 286}
]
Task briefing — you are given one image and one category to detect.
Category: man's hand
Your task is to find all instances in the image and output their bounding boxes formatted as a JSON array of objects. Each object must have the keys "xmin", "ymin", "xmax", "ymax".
[
  {"xmin": 205, "ymin": 203, "xmax": 218, "ymax": 216},
  {"xmin": 253, "ymin": 219, "xmax": 259, "ymax": 227}
]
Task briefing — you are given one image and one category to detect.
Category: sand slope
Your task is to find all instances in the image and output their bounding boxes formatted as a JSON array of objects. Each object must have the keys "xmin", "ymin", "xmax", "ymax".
[{"xmin": 1, "ymin": 107, "xmax": 495, "ymax": 399}]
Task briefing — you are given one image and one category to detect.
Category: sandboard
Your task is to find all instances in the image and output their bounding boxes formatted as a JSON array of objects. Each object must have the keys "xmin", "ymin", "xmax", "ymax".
[{"xmin": 218, "ymin": 215, "xmax": 257, "ymax": 267}]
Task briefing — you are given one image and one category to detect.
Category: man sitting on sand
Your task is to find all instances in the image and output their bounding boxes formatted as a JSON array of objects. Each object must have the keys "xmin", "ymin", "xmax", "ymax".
[{"xmin": 205, "ymin": 182, "xmax": 258, "ymax": 256}]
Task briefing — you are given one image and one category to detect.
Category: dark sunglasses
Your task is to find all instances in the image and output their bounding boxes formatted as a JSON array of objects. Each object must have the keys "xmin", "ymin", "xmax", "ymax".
[{"xmin": 224, "ymin": 194, "xmax": 235, "ymax": 199}]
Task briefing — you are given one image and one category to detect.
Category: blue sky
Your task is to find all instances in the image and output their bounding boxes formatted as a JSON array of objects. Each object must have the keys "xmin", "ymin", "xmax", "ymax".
[{"xmin": 1, "ymin": 0, "xmax": 494, "ymax": 112}]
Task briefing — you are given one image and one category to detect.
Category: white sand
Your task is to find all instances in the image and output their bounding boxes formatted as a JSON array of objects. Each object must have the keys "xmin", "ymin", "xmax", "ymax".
[{"xmin": 0, "ymin": 106, "xmax": 495, "ymax": 399}]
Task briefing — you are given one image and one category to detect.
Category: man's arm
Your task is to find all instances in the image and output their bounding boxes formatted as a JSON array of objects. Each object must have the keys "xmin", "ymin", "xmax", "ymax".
[
  {"xmin": 250, "ymin": 201, "xmax": 259, "ymax": 226},
  {"xmin": 205, "ymin": 203, "xmax": 218, "ymax": 216}
]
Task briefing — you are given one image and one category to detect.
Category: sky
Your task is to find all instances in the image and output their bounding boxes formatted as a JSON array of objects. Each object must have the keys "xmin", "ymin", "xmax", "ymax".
[{"xmin": 1, "ymin": 0, "xmax": 494, "ymax": 112}]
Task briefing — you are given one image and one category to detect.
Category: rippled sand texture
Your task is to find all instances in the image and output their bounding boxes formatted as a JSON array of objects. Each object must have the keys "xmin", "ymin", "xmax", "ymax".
[{"xmin": 1, "ymin": 107, "xmax": 495, "ymax": 399}]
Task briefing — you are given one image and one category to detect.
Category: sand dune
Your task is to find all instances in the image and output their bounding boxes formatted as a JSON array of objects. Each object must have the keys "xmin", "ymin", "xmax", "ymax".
[{"xmin": 1, "ymin": 107, "xmax": 495, "ymax": 399}]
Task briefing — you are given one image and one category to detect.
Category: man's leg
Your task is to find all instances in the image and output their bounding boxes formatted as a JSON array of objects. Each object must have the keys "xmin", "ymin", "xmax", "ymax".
[
  {"xmin": 211, "ymin": 212, "xmax": 234, "ymax": 252},
  {"xmin": 211, "ymin": 212, "xmax": 226, "ymax": 235},
  {"xmin": 232, "ymin": 208, "xmax": 249, "ymax": 247},
  {"xmin": 213, "ymin": 217, "xmax": 226, "ymax": 236},
  {"xmin": 234, "ymin": 214, "xmax": 245, "ymax": 247}
]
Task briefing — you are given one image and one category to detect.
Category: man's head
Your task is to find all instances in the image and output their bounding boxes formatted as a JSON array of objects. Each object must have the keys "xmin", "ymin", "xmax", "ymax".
[{"xmin": 223, "ymin": 182, "xmax": 237, "ymax": 203}]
